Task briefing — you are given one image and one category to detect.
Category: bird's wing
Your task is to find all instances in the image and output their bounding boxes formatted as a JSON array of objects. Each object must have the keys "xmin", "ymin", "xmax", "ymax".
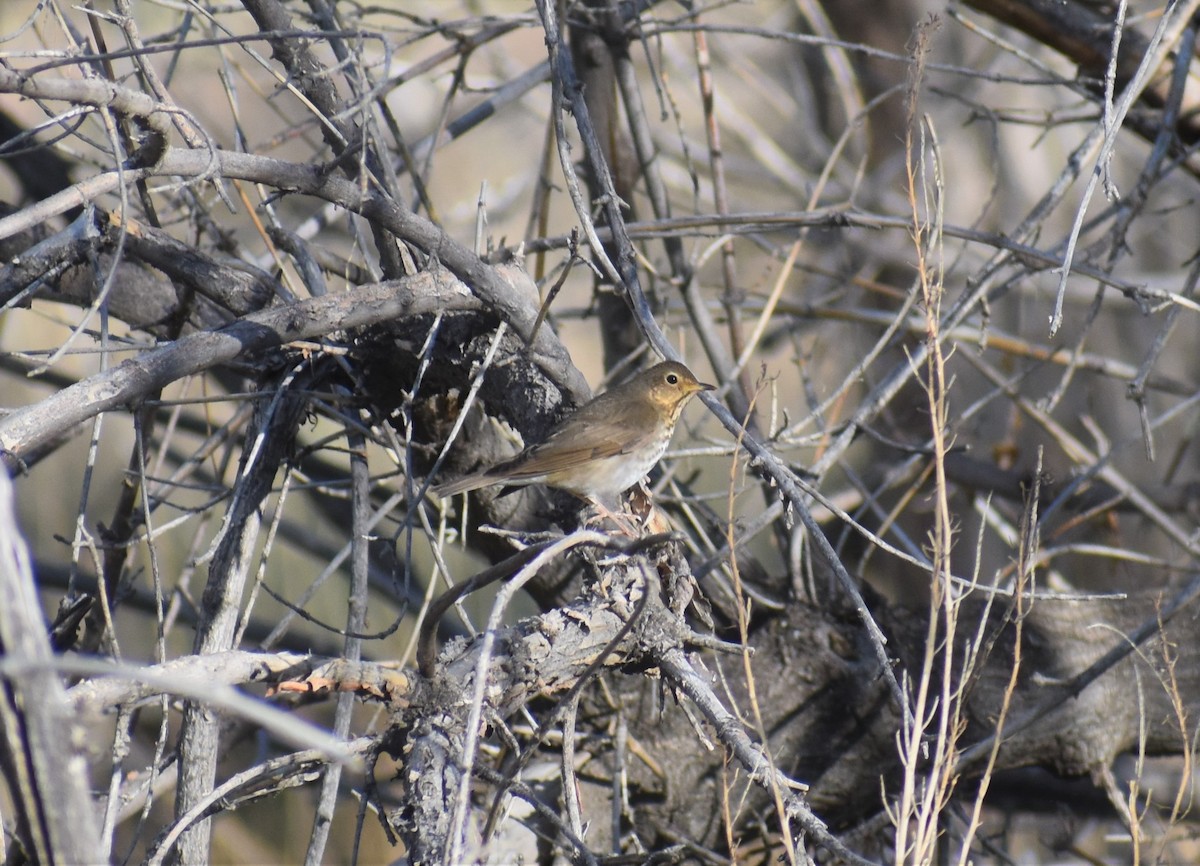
[
  {"xmin": 431, "ymin": 431, "xmax": 623, "ymax": 496},
  {"xmin": 503, "ymin": 423, "xmax": 647, "ymax": 477},
  {"xmin": 433, "ymin": 392, "xmax": 649, "ymax": 496}
]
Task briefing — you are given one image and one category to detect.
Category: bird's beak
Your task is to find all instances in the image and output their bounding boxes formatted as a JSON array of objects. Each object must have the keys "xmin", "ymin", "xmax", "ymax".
[{"xmin": 695, "ymin": 380, "xmax": 715, "ymax": 394}]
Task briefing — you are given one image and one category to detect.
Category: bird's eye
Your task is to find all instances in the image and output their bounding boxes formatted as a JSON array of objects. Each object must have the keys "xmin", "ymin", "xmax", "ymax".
[{"xmin": 666, "ymin": 373, "xmax": 679, "ymax": 385}]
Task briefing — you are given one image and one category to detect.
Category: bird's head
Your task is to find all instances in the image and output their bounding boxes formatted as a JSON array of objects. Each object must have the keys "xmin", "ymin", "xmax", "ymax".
[{"xmin": 638, "ymin": 361, "xmax": 715, "ymax": 417}]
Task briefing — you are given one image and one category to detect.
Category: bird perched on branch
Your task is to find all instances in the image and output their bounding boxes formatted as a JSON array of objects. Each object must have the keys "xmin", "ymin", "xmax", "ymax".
[{"xmin": 432, "ymin": 360, "xmax": 713, "ymax": 524}]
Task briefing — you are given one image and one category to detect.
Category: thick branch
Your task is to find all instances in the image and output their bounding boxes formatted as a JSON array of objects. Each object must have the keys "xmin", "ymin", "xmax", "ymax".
[
  {"xmin": 0, "ymin": 272, "xmax": 479, "ymax": 468},
  {"xmin": 0, "ymin": 468, "xmax": 103, "ymax": 863},
  {"xmin": 0, "ymin": 146, "xmax": 589, "ymax": 400}
]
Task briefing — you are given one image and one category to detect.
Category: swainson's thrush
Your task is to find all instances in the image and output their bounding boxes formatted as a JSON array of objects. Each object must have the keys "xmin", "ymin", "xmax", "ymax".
[{"xmin": 432, "ymin": 361, "xmax": 713, "ymax": 512}]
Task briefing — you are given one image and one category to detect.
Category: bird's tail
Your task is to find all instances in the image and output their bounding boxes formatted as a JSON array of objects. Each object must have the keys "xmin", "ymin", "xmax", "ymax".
[{"xmin": 431, "ymin": 472, "xmax": 493, "ymax": 499}]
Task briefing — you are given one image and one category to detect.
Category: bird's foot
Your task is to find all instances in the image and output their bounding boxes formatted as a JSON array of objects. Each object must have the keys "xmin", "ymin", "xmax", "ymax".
[{"xmin": 583, "ymin": 499, "xmax": 644, "ymax": 536}]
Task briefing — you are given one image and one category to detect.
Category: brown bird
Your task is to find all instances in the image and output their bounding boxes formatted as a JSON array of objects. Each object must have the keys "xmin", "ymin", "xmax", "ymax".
[{"xmin": 432, "ymin": 361, "xmax": 713, "ymax": 514}]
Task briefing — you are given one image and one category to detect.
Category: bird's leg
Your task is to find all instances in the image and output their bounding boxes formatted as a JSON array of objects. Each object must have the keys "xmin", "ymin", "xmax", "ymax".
[
  {"xmin": 583, "ymin": 496, "xmax": 641, "ymax": 536},
  {"xmin": 626, "ymin": 480, "xmax": 663, "ymax": 532}
]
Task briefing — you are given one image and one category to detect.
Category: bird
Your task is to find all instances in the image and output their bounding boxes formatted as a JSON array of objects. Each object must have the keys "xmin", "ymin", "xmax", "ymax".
[{"xmin": 432, "ymin": 360, "xmax": 713, "ymax": 520}]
